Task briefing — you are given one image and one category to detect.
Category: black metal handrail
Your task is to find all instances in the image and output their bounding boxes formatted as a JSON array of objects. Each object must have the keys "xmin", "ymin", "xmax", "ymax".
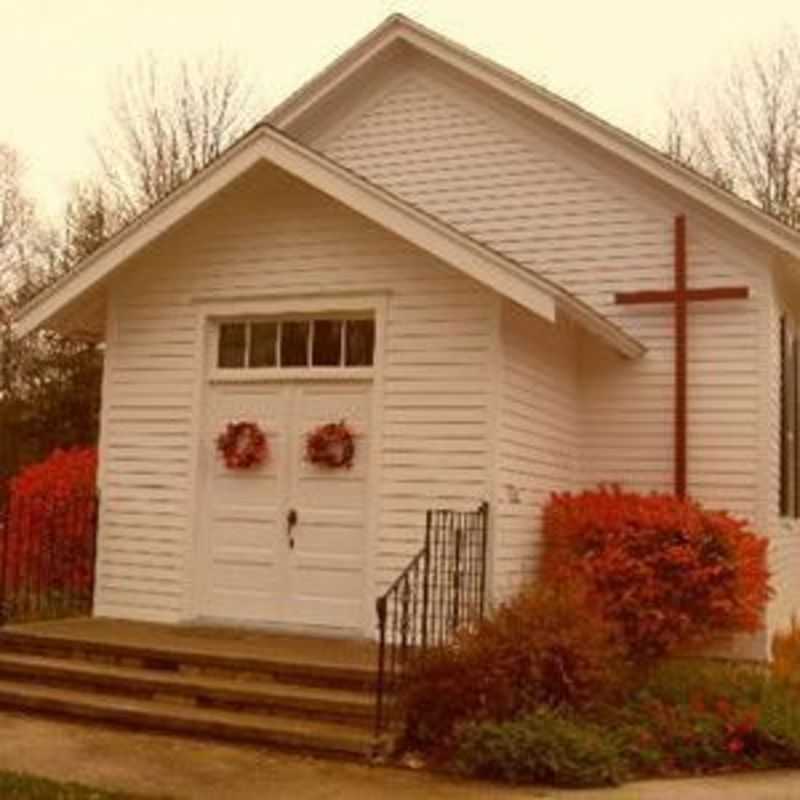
[
  {"xmin": 374, "ymin": 502, "xmax": 489, "ymax": 736},
  {"xmin": 0, "ymin": 492, "xmax": 99, "ymax": 625}
]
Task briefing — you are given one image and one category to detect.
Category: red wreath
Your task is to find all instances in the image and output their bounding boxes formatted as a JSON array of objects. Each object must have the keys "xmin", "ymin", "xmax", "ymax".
[
  {"xmin": 306, "ymin": 420, "xmax": 356, "ymax": 469},
  {"xmin": 216, "ymin": 421, "xmax": 268, "ymax": 469}
]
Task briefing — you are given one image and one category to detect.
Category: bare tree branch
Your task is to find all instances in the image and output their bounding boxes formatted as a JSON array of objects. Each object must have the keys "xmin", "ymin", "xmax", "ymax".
[
  {"xmin": 666, "ymin": 29, "xmax": 800, "ymax": 228},
  {"xmin": 0, "ymin": 145, "xmax": 58, "ymax": 301},
  {"xmin": 94, "ymin": 51, "xmax": 260, "ymax": 223}
]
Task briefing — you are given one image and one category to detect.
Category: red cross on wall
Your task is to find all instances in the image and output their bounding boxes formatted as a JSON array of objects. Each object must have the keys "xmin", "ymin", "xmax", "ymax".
[{"xmin": 614, "ymin": 215, "xmax": 749, "ymax": 498}]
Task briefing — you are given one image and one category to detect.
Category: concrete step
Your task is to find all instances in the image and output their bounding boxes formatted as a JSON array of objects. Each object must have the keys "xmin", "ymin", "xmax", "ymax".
[
  {"xmin": 0, "ymin": 678, "xmax": 375, "ymax": 759},
  {"xmin": 0, "ymin": 629, "xmax": 377, "ymax": 692},
  {"xmin": 0, "ymin": 652, "xmax": 375, "ymax": 729}
]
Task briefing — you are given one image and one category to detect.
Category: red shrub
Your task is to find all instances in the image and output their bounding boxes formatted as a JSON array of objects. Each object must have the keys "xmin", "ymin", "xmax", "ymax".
[
  {"xmin": 9, "ymin": 447, "xmax": 97, "ymax": 501},
  {"xmin": 401, "ymin": 585, "xmax": 628, "ymax": 749},
  {"xmin": 3, "ymin": 448, "xmax": 98, "ymax": 599},
  {"xmin": 541, "ymin": 487, "xmax": 772, "ymax": 661}
]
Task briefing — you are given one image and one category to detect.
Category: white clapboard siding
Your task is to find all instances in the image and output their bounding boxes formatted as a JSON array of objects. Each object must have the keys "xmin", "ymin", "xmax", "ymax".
[
  {"xmin": 318, "ymin": 63, "xmax": 770, "ymax": 525},
  {"xmin": 493, "ymin": 301, "xmax": 581, "ymax": 597},
  {"xmin": 96, "ymin": 163, "xmax": 494, "ymax": 622}
]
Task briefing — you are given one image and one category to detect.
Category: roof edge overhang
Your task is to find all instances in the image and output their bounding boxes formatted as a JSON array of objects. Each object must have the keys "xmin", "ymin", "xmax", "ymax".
[
  {"xmin": 14, "ymin": 125, "xmax": 644, "ymax": 359},
  {"xmin": 268, "ymin": 14, "xmax": 800, "ymax": 265}
]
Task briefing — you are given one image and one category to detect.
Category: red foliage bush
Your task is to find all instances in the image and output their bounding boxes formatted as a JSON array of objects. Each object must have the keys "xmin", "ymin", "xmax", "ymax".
[
  {"xmin": 401, "ymin": 585, "xmax": 628, "ymax": 749},
  {"xmin": 541, "ymin": 487, "xmax": 772, "ymax": 661},
  {"xmin": 9, "ymin": 447, "xmax": 97, "ymax": 502},
  {"xmin": 3, "ymin": 448, "xmax": 98, "ymax": 600}
]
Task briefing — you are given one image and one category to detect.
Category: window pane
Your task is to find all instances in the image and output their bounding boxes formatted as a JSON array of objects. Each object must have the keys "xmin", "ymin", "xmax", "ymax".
[
  {"xmin": 218, "ymin": 323, "xmax": 246, "ymax": 368},
  {"xmin": 312, "ymin": 319, "xmax": 342, "ymax": 366},
  {"xmin": 249, "ymin": 322, "xmax": 277, "ymax": 368},
  {"xmin": 345, "ymin": 319, "xmax": 375, "ymax": 366},
  {"xmin": 281, "ymin": 321, "xmax": 309, "ymax": 367}
]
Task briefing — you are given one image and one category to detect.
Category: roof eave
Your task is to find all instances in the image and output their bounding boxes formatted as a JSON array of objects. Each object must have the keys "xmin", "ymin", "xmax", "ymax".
[
  {"xmin": 14, "ymin": 124, "xmax": 642, "ymax": 359},
  {"xmin": 13, "ymin": 127, "xmax": 268, "ymax": 338}
]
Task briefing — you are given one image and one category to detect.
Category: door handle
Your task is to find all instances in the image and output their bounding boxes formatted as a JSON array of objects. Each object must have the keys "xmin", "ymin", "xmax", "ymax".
[{"xmin": 287, "ymin": 508, "xmax": 298, "ymax": 549}]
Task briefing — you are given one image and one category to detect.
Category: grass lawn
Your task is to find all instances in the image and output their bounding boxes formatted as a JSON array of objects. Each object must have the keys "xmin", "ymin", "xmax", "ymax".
[{"xmin": 0, "ymin": 770, "xmax": 164, "ymax": 799}]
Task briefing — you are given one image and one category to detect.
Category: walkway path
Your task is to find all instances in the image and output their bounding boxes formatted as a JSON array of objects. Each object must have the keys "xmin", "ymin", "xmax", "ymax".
[{"xmin": 0, "ymin": 711, "xmax": 797, "ymax": 799}]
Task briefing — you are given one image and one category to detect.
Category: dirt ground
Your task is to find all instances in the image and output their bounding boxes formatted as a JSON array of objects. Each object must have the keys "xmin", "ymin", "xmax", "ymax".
[{"xmin": 0, "ymin": 711, "xmax": 799, "ymax": 800}]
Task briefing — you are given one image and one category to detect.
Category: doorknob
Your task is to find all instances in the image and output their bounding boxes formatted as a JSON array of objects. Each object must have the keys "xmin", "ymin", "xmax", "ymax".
[{"xmin": 287, "ymin": 508, "xmax": 298, "ymax": 549}]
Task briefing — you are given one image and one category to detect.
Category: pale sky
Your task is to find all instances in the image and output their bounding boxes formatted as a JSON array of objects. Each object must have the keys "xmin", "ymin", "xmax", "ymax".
[{"xmin": 2, "ymin": 0, "xmax": 799, "ymax": 221}]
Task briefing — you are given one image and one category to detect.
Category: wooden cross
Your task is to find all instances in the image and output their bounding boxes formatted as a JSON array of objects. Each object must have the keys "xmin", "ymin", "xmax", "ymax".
[{"xmin": 614, "ymin": 214, "xmax": 749, "ymax": 498}]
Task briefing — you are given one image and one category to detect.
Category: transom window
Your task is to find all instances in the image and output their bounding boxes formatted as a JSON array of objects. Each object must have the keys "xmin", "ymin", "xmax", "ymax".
[{"xmin": 216, "ymin": 317, "xmax": 375, "ymax": 370}]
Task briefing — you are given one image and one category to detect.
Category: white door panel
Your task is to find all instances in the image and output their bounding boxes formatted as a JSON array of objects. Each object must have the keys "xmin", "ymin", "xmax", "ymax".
[
  {"xmin": 199, "ymin": 380, "xmax": 371, "ymax": 631},
  {"xmin": 200, "ymin": 383, "xmax": 290, "ymax": 622},
  {"xmin": 286, "ymin": 383, "xmax": 371, "ymax": 629}
]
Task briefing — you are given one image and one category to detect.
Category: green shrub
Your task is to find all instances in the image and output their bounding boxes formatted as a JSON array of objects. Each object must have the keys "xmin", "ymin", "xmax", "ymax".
[
  {"xmin": 633, "ymin": 659, "xmax": 766, "ymax": 707},
  {"xmin": 0, "ymin": 770, "xmax": 155, "ymax": 799},
  {"xmin": 401, "ymin": 585, "xmax": 627, "ymax": 749},
  {"xmin": 449, "ymin": 668, "xmax": 800, "ymax": 786},
  {"xmin": 755, "ymin": 681, "xmax": 800, "ymax": 765},
  {"xmin": 611, "ymin": 660, "xmax": 800, "ymax": 774},
  {"xmin": 433, "ymin": 656, "xmax": 800, "ymax": 784},
  {"xmin": 615, "ymin": 699, "xmax": 742, "ymax": 774},
  {"xmin": 453, "ymin": 710, "xmax": 626, "ymax": 787}
]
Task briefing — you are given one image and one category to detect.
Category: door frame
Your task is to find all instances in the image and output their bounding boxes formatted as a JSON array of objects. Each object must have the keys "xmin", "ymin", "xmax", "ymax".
[{"xmin": 186, "ymin": 291, "xmax": 388, "ymax": 637}]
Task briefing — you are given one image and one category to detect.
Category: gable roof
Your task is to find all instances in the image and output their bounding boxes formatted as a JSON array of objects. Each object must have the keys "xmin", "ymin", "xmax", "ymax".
[
  {"xmin": 268, "ymin": 13, "xmax": 800, "ymax": 265},
  {"xmin": 13, "ymin": 123, "xmax": 644, "ymax": 358}
]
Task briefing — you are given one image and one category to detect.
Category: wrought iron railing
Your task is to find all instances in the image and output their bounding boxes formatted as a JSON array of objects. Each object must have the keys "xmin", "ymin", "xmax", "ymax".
[
  {"xmin": 0, "ymin": 493, "xmax": 99, "ymax": 625},
  {"xmin": 374, "ymin": 502, "xmax": 489, "ymax": 736}
]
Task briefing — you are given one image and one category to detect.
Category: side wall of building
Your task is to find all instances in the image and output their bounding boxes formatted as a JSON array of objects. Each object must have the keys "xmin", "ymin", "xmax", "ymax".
[
  {"xmin": 316, "ymin": 56, "xmax": 772, "ymax": 520},
  {"xmin": 313, "ymin": 58, "xmax": 777, "ymax": 644},
  {"xmin": 492, "ymin": 301, "xmax": 582, "ymax": 598}
]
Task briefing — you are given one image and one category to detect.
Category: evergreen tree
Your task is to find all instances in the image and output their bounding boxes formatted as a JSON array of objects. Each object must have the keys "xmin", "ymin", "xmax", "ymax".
[{"xmin": 0, "ymin": 156, "xmax": 103, "ymax": 489}]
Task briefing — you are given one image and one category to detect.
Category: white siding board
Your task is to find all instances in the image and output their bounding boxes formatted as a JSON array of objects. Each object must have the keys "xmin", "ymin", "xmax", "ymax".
[{"xmin": 493, "ymin": 302, "xmax": 581, "ymax": 597}]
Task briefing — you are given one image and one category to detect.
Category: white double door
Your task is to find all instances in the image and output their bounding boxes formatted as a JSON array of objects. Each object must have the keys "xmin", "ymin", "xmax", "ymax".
[{"xmin": 199, "ymin": 381, "xmax": 371, "ymax": 631}]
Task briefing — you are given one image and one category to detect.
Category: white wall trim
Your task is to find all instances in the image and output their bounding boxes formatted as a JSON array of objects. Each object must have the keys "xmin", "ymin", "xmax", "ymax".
[
  {"xmin": 184, "ymin": 310, "xmax": 210, "ymax": 621},
  {"xmin": 756, "ymin": 270, "xmax": 778, "ymax": 535},
  {"xmin": 363, "ymin": 295, "xmax": 387, "ymax": 636},
  {"xmin": 194, "ymin": 292, "xmax": 388, "ymax": 317},
  {"xmin": 485, "ymin": 294, "xmax": 503, "ymax": 605},
  {"xmin": 91, "ymin": 295, "xmax": 117, "ymax": 617},
  {"xmin": 208, "ymin": 369, "xmax": 375, "ymax": 385}
]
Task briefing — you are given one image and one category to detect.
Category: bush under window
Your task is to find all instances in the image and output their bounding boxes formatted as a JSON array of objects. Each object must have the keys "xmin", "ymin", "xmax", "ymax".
[{"xmin": 541, "ymin": 486, "xmax": 772, "ymax": 660}]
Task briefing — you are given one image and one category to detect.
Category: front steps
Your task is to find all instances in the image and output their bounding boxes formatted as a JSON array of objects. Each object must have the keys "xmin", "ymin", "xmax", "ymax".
[{"xmin": 0, "ymin": 624, "xmax": 379, "ymax": 759}]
